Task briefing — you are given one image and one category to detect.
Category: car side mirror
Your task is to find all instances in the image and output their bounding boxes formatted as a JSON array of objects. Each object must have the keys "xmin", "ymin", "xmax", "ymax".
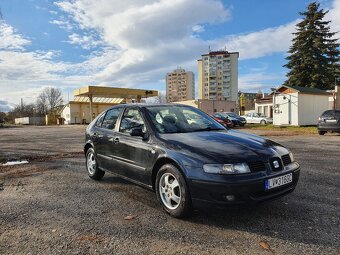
[{"xmin": 130, "ymin": 127, "xmax": 148, "ymax": 139}]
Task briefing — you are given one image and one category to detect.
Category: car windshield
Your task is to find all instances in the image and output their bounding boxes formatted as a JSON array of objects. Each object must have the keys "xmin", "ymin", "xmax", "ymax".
[
  {"xmin": 145, "ymin": 105, "xmax": 225, "ymax": 134},
  {"xmin": 225, "ymin": 112, "xmax": 239, "ymax": 118}
]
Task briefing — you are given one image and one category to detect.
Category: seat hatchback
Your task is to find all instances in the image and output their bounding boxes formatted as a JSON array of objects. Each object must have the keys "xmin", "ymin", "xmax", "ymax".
[{"xmin": 84, "ymin": 104, "xmax": 300, "ymax": 218}]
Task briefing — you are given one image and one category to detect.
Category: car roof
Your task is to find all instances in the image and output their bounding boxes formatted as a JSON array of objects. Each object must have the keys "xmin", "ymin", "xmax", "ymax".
[{"xmin": 107, "ymin": 103, "xmax": 194, "ymax": 110}]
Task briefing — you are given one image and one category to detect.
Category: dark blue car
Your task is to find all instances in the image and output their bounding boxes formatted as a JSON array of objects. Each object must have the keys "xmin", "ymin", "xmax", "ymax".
[{"xmin": 84, "ymin": 104, "xmax": 300, "ymax": 218}]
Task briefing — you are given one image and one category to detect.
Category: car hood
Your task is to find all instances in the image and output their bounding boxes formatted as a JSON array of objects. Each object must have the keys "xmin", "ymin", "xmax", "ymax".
[{"xmin": 158, "ymin": 130, "xmax": 289, "ymax": 165}]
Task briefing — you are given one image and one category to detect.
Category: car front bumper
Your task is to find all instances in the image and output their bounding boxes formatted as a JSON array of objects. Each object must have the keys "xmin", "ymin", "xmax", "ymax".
[{"xmin": 187, "ymin": 166, "xmax": 300, "ymax": 208}]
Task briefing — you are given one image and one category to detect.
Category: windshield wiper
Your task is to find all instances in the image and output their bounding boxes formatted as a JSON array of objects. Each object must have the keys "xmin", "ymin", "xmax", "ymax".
[{"xmin": 191, "ymin": 127, "xmax": 225, "ymax": 132}]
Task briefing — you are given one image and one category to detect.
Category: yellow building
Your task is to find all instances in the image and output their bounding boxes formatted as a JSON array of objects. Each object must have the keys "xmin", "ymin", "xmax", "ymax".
[{"xmin": 60, "ymin": 86, "xmax": 158, "ymax": 124}]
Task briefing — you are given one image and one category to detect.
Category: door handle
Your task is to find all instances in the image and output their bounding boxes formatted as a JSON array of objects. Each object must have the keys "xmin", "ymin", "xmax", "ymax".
[{"xmin": 109, "ymin": 137, "xmax": 120, "ymax": 144}]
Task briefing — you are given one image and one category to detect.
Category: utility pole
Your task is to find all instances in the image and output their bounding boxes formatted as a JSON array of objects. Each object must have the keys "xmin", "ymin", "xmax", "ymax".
[{"xmin": 21, "ymin": 98, "xmax": 24, "ymax": 113}]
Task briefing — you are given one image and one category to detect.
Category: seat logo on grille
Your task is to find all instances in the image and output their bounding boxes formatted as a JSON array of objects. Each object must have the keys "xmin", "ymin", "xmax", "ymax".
[{"xmin": 273, "ymin": 160, "xmax": 280, "ymax": 168}]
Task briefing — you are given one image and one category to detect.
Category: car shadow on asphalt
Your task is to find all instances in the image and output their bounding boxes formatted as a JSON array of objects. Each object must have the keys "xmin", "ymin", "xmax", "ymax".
[{"xmin": 95, "ymin": 174, "xmax": 337, "ymax": 249}]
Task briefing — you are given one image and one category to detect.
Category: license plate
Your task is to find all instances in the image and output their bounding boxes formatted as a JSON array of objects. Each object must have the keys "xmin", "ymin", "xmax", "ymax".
[
  {"xmin": 326, "ymin": 119, "xmax": 337, "ymax": 123},
  {"xmin": 265, "ymin": 173, "xmax": 292, "ymax": 190}
]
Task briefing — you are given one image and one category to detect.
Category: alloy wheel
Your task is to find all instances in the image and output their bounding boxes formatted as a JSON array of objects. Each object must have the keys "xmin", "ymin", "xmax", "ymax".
[{"xmin": 159, "ymin": 173, "xmax": 181, "ymax": 210}]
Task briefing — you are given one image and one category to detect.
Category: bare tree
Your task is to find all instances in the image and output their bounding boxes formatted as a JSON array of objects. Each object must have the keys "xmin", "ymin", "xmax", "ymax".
[
  {"xmin": 37, "ymin": 87, "xmax": 63, "ymax": 113},
  {"xmin": 36, "ymin": 92, "xmax": 48, "ymax": 116}
]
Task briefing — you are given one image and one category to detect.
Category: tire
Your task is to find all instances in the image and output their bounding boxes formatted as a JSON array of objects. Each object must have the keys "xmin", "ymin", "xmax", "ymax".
[
  {"xmin": 318, "ymin": 130, "xmax": 326, "ymax": 135},
  {"xmin": 86, "ymin": 147, "xmax": 105, "ymax": 180},
  {"xmin": 155, "ymin": 164, "xmax": 192, "ymax": 218},
  {"xmin": 260, "ymin": 120, "xmax": 266, "ymax": 125}
]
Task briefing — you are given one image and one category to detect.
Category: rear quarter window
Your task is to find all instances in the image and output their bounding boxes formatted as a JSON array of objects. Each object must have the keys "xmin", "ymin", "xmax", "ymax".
[
  {"xmin": 95, "ymin": 113, "xmax": 105, "ymax": 127},
  {"xmin": 322, "ymin": 110, "xmax": 334, "ymax": 117}
]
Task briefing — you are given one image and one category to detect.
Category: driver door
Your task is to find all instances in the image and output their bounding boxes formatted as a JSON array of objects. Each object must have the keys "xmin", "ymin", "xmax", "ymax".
[{"xmin": 112, "ymin": 107, "xmax": 156, "ymax": 185}]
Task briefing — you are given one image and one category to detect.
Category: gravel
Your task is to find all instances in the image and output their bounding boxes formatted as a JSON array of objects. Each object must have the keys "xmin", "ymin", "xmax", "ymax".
[{"xmin": 0, "ymin": 126, "xmax": 339, "ymax": 254}]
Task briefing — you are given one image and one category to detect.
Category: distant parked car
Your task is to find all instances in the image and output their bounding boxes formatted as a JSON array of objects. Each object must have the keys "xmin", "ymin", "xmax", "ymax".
[
  {"xmin": 210, "ymin": 113, "xmax": 234, "ymax": 128},
  {"xmin": 317, "ymin": 110, "xmax": 340, "ymax": 135},
  {"xmin": 243, "ymin": 113, "xmax": 273, "ymax": 125},
  {"xmin": 216, "ymin": 112, "xmax": 246, "ymax": 126}
]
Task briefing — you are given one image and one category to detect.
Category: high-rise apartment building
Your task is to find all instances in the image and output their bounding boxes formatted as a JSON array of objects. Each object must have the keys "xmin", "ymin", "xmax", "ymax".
[
  {"xmin": 198, "ymin": 51, "xmax": 239, "ymax": 102},
  {"xmin": 166, "ymin": 68, "xmax": 195, "ymax": 102}
]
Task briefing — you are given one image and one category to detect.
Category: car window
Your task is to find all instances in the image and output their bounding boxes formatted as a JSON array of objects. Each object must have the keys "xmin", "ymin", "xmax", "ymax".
[
  {"xmin": 101, "ymin": 107, "xmax": 123, "ymax": 130},
  {"xmin": 95, "ymin": 113, "xmax": 105, "ymax": 127},
  {"xmin": 119, "ymin": 108, "xmax": 146, "ymax": 134},
  {"xmin": 145, "ymin": 105, "xmax": 224, "ymax": 134},
  {"xmin": 322, "ymin": 110, "xmax": 334, "ymax": 117},
  {"xmin": 334, "ymin": 110, "xmax": 340, "ymax": 117}
]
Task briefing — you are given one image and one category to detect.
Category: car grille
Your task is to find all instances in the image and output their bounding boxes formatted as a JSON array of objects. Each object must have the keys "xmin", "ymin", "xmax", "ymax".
[
  {"xmin": 281, "ymin": 154, "xmax": 292, "ymax": 166},
  {"xmin": 248, "ymin": 161, "xmax": 266, "ymax": 172}
]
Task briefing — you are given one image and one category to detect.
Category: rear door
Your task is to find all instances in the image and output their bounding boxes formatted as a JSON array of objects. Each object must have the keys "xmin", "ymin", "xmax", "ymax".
[{"xmin": 96, "ymin": 107, "xmax": 124, "ymax": 172}]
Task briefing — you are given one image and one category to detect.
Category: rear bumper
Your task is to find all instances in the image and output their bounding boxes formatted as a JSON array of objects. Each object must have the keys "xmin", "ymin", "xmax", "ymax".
[
  {"xmin": 318, "ymin": 124, "xmax": 340, "ymax": 132},
  {"xmin": 188, "ymin": 168, "xmax": 300, "ymax": 209}
]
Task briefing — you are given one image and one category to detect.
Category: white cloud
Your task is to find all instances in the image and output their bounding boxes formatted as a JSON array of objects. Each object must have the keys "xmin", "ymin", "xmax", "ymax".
[
  {"xmin": 239, "ymin": 72, "xmax": 283, "ymax": 92},
  {"xmin": 192, "ymin": 25, "xmax": 205, "ymax": 33},
  {"xmin": 1, "ymin": 0, "xmax": 340, "ymax": 106},
  {"xmin": 0, "ymin": 22, "xmax": 31, "ymax": 50},
  {"xmin": 213, "ymin": 21, "xmax": 297, "ymax": 60},
  {"xmin": 67, "ymin": 32, "xmax": 103, "ymax": 49},
  {"xmin": 0, "ymin": 100, "xmax": 15, "ymax": 112},
  {"xmin": 50, "ymin": 19, "xmax": 73, "ymax": 31},
  {"xmin": 327, "ymin": 0, "xmax": 340, "ymax": 32}
]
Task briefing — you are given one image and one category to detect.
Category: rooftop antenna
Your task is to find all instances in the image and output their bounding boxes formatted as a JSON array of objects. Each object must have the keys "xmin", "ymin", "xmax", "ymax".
[{"xmin": 208, "ymin": 45, "xmax": 211, "ymax": 52}]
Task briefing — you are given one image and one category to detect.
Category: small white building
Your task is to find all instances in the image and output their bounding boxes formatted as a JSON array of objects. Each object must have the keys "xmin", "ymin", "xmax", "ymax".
[
  {"xmin": 15, "ymin": 117, "xmax": 45, "ymax": 125},
  {"xmin": 254, "ymin": 95, "xmax": 273, "ymax": 117},
  {"xmin": 273, "ymin": 85, "xmax": 330, "ymax": 126}
]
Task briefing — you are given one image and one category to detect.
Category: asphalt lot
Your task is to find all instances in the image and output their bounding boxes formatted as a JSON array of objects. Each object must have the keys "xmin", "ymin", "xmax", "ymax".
[{"xmin": 0, "ymin": 125, "xmax": 339, "ymax": 255}]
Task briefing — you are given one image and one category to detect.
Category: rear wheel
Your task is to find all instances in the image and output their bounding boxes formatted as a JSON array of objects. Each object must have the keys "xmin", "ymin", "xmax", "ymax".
[
  {"xmin": 156, "ymin": 164, "xmax": 192, "ymax": 218},
  {"xmin": 318, "ymin": 130, "xmax": 326, "ymax": 135},
  {"xmin": 86, "ymin": 148, "xmax": 105, "ymax": 180},
  {"xmin": 260, "ymin": 120, "xmax": 266, "ymax": 125}
]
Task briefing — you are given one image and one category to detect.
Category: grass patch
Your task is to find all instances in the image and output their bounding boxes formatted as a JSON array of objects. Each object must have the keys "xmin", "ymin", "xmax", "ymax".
[
  {"xmin": 0, "ymin": 123, "xmax": 22, "ymax": 128},
  {"xmin": 241, "ymin": 124, "xmax": 317, "ymax": 134}
]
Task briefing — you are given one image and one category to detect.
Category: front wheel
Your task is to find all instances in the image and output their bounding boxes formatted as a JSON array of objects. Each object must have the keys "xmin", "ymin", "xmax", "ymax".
[
  {"xmin": 86, "ymin": 148, "xmax": 105, "ymax": 180},
  {"xmin": 156, "ymin": 164, "xmax": 192, "ymax": 218},
  {"xmin": 260, "ymin": 120, "xmax": 266, "ymax": 125},
  {"xmin": 318, "ymin": 130, "xmax": 326, "ymax": 135}
]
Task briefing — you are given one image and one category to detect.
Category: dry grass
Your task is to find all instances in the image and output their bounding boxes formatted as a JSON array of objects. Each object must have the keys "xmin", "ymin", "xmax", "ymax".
[{"xmin": 240, "ymin": 124, "xmax": 318, "ymax": 135}]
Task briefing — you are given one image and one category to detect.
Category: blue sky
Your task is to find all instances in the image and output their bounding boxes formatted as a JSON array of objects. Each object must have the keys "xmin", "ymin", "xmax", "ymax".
[{"xmin": 0, "ymin": 0, "xmax": 339, "ymax": 111}]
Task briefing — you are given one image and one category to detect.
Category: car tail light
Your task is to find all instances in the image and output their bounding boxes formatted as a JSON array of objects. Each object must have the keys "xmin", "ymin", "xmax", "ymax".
[{"xmin": 318, "ymin": 117, "xmax": 322, "ymax": 123}]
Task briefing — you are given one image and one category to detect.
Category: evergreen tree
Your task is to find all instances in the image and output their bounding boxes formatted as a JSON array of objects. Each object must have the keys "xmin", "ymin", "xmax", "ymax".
[{"xmin": 284, "ymin": 2, "xmax": 340, "ymax": 90}]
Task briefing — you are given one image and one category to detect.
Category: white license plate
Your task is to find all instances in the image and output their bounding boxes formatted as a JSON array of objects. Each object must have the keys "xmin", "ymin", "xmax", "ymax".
[
  {"xmin": 265, "ymin": 173, "xmax": 292, "ymax": 190},
  {"xmin": 326, "ymin": 119, "xmax": 337, "ymax": 123}
]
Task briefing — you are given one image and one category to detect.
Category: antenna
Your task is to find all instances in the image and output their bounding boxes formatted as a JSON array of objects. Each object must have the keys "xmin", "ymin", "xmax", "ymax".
[{"xmin": 208, "ymin": 45, "xmax": 211, "ymax": 52}]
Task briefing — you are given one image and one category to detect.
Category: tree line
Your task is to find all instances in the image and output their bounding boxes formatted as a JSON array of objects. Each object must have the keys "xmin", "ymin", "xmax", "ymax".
[{"xmin": 0, "ymin": 87, "xmax": 63, "ymax": 123}]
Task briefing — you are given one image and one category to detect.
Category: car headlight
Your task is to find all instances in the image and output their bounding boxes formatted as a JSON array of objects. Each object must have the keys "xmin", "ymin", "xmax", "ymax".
[
  {"xmin": 289, "ymin": 151, "xmax": 295, "ymax": 162},
  {"xmin": 203, "ymin": 163, "xmax": 250, "ymax": 174}
]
